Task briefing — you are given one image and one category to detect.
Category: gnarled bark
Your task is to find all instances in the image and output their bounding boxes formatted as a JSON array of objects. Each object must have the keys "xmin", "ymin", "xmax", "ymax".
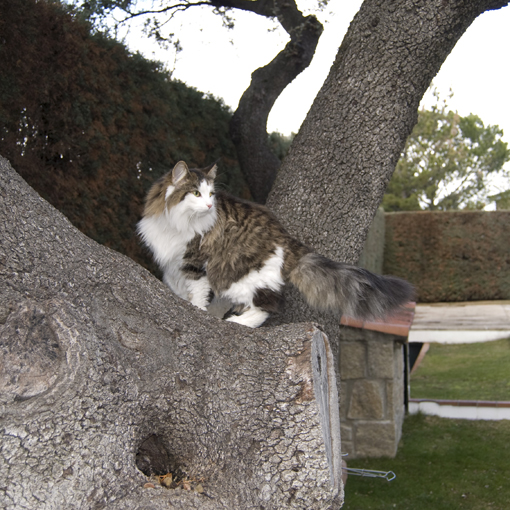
[{"xmin": 0, "ymin": 156, "xmax": 343, "ymax": 509}]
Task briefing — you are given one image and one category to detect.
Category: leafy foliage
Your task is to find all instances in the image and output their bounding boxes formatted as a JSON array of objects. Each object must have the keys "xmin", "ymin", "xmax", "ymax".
[
  {"xmin": 383, "ymin": 94, "xmax": 510, "ymax": 211},
  {"xmin": 0, "ymin": 0, "xmax": 247, "ymax": 271},
  {"xmin": 268, "ymin": 131, "xmax": 295, "ymax": 162},
  {"xmin": 489, "ymin": 189, "xmax": 510, "ymax": 210},
  {"xmin": 383, "ymin": 211, "xmax": 510, "ymax": 303}
]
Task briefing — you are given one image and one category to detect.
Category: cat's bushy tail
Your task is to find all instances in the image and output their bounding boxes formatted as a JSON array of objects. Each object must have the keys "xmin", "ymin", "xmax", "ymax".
[{"xmin": 288, "ymin": 252, "xmax": 414, "ymax": 320}]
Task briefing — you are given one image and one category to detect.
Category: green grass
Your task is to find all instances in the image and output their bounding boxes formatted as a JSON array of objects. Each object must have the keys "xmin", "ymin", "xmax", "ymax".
[
  {"xmin": 410, "ymin": 338, "xmax": 510, "ymax": 401},
  {"xmin": 343, "ymin": 414, "xmax": 510, "ymax": 510}
]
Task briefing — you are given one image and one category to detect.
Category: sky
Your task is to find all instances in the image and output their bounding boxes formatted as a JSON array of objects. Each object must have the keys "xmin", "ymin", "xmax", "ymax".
[{"xmin": 115, "ymin": 0, "xmax": 510, "ymax": 197}]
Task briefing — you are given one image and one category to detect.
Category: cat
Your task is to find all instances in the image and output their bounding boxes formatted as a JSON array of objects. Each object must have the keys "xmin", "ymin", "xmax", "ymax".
[{"xmin": 137, "ymin": 161, "xmax": 414, "ymax": 328}]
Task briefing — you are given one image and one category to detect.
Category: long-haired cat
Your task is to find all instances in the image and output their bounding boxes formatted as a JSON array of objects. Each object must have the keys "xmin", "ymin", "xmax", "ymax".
[{"xmin": 138, "ymin": 161, "xmax": 413, "ymax": 328}]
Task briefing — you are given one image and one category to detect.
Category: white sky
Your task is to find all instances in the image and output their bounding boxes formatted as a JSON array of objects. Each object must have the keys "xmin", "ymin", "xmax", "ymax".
[{"xmin": 117, "ymin": 0, "xmax": 510, "ymax": 196}]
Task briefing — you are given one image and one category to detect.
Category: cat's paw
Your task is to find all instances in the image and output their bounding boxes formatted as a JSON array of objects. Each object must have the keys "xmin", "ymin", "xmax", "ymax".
[{"xmin": 225, "ymin": 307, "xmax": 269, "ymax": 328}]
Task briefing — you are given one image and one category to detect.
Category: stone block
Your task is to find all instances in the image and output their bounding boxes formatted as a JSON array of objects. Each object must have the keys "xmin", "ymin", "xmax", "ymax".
[
  {"xmin": 394, "ymin": 342, "xmax": 404, "ymax": 381},
  {"xmin": 340, "ymin": 424, "xmax": 353, "ymax": 441},
  {"xmin": 339, "ymin": 381, "xmax": 349, "ymax": 417},
  {"xmin": 354, "ymin": 421, "xmax": 399, "ymax": 458},
  {"xmin": 367, "ymin": 338, "xmax": 395, "ymax": 379},
  {"xmin": 339, "ymin": 341, "xmax": 366, "ymax": 379},
  {"xmin": 385, "ymin": 380, "xmax": 404, "ymax": 425},
  {"xmin": 347, "ymin": 380, "xmax": 384, "ymax": 420}
]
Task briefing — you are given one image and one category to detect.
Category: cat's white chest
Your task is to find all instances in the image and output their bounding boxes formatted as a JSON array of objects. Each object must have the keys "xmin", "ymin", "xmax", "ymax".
[
  {"xmin": 137, "ymin": 214, "xmax": 194, "ymax": 296},
  {"xmin": 137, "ymin": 204, "xmax": 217, "ymax": 299},
  {"xmin": 138, "ymin": 214, "xmax": 192, "ymax": 266}
]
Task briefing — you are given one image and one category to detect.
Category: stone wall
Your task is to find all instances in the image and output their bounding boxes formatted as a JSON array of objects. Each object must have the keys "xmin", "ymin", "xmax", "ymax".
[{"xmin": 338, "ymin": 326, "xmax": 406, "ymax": 458}]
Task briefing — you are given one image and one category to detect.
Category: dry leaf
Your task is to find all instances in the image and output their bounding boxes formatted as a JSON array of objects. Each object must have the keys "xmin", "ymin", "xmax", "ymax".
[{"xmin": 161, "ymin": 474, "xmax": 173, "ymax": 488}]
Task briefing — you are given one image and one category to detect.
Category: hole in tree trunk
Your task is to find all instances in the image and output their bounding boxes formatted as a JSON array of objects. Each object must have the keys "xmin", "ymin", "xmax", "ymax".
[{"xmin": 135, "ymin": 434, "xmax": 184, "ymax": 479}]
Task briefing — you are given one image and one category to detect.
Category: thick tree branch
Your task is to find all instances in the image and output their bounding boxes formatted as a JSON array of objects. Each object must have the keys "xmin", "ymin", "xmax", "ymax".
[
  {"xmin": 228, "ymin": 0, "xmax": 323, "ymax": 202},
  {"xmin": 0, "ymin": 156, "xmax": 343, "ymax": 509}
]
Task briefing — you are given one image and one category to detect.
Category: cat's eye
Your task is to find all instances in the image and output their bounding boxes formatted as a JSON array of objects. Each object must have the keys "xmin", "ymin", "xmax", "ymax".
[
  {"xmin": 192, "ymin": 190, "xmax": 201, "ymax": 197},
  {"xmin": 209, "ymin": 191, "xmax": 215, "ymax": 197}
]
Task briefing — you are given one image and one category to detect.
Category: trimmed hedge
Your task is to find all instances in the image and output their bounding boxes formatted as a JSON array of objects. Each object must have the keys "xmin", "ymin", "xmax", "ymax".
[{"xmin": 383, "ymin": 211, "xmax": 510, "ymax": 303}]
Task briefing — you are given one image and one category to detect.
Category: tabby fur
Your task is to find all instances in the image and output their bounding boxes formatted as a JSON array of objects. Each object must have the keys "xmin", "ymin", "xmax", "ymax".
[{"xmin": 138, "ymin": 161, "xmax": 414, "ymax": 328}]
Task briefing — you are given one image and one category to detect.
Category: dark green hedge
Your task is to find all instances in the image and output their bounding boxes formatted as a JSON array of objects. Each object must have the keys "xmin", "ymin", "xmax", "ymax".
[
  {"xmin": 383, "ymin": 211, "xmax": 510, "ymax": 302},
  {"xmin": 0, "ymin": 0, "xmax": 247, "ymax": 274}
]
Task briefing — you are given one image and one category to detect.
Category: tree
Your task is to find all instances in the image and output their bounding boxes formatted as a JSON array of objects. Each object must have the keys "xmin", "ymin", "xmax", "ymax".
[
  {"xmin": 72, "ymin": 0, "xmax": 325, "ymax": 202},
  {"xmin": 490, "ymin": 189, "xmax": 510, "ymax": 209},
  {"xmin": 383, "ymin": 93, "xmax": 510, "ymax": 211},
  {"xmin": 265, "ymin": 0, "xmax": 510, "ymax": 351},
  {"xmin": 3, "ymin": 1, "xmax": 510, "ymax": 507}
]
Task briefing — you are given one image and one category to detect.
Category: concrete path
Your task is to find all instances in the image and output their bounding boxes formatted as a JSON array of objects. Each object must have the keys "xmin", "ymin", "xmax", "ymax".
[{"xmin": 408, "ymin": 300, "xmax": 510, "ymax": 344}]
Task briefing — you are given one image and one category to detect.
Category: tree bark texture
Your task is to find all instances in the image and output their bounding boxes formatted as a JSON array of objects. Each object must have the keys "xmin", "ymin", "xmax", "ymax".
[
  {"xmin": 266, "ymin": 0, "xmax": 509, "ymax": 333},
  {"xmin": 0, "ymin": 156, "xmax": 343, "ymax": 509}
]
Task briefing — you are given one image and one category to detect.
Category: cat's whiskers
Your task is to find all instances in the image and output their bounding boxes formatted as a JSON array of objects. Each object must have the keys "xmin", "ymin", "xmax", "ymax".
[{"xmin": 187, "ymin": 210, "xmax": 198, "ymax": 228}]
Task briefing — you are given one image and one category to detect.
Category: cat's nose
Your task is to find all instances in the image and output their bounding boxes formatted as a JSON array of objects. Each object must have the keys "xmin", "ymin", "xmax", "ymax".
[{"xmin": 207, "ymin": 204, "xmax": 212, "ymax": 209}]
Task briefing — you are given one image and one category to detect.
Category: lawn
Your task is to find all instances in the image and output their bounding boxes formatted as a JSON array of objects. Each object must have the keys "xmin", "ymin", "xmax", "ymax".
[
  {"xmin": 343, "ymin": 414, "xmax": 510, "ymax": 510},
  {"xmin": 410, "ymin": 338, "xmax": 510, "ymax": 401}
]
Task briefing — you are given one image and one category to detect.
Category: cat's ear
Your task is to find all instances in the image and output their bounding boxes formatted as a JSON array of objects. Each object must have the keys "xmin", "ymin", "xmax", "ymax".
[
  {"xmin": 206, "ymin": 164, "xmax": 217, "ymax": 180},
  {"xmin": 172, "ymin": 161, "xmax": 190, "ymax": 184}
]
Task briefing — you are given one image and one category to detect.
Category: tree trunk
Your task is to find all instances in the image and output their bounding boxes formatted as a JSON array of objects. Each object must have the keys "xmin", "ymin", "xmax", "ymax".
[
  {"xmin": 266, "ymin": 0, "xmax": 509, "ymax": 334},
  {"xmin": 0, "ymin": 156, "xmax": 343, "ymax": 509}
]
